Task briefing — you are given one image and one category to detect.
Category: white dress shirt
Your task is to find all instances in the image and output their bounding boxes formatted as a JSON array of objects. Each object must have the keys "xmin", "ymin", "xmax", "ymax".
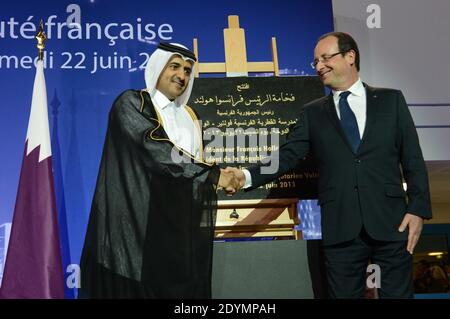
[
  {"xmin": 332, "ymin": 78, "xmax": 367, "ymax": 139},
  {"xmin": 242, "ymin": 78, "xmax": 367, "ymax": 189},
  {"xmin": 151, "ymin": 90, "xmax": 201, "ymax": 160}
]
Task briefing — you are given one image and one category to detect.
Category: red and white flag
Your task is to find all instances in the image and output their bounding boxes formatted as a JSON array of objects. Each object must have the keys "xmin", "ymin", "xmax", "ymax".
[{"xmin": 0, "ymin": 60, "xmax": 64, "ymax": 298}]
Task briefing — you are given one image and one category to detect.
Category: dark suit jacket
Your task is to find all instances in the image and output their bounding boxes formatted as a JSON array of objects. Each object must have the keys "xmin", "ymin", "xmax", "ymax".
[{"xmin": 248, "ymin": 84, "xmax": 432, "ymax": 246}]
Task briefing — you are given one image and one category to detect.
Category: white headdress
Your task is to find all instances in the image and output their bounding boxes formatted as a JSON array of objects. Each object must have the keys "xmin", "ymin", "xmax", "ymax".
[{"xmin": 144, "ymin": 42, "xmax": 196, "ymax": 106}]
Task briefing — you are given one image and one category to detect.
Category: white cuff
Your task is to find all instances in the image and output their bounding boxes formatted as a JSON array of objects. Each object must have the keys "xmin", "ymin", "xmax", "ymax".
[{"xmin": 242, "ymin": 169, "xmax": 252, "ymax": 189}]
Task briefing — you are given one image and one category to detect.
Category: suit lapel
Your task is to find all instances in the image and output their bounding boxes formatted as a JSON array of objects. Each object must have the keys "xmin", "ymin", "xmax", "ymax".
[
  {"xmin": 324, "ymin": 94, "xmax": 356, "ymax": 153},
  {"xmin": 360, "ymin": 84, "xmax": 378, "ymax": 150}
]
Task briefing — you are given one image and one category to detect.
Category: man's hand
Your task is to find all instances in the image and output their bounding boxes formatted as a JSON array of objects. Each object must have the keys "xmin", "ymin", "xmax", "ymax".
[
  {"xmin": 218, "ymin": 169, "xmax": 240, "ymax": 196},
  {"xmin": 226, "ymin": 167, "xmax": 246, "ymax": 190},
  {"xmin": 218, "ymin": 167, "xmax": 246, "ymax": 196},
  {"xmin": 398, "ymin": 213, "xmax": 424, "ymax": 254}
]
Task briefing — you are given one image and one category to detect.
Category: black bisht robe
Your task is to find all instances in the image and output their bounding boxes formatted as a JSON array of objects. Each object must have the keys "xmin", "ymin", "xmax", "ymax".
[{"xmin": 80, "ymin": 89, "xmax": 220, "ymax": 298}]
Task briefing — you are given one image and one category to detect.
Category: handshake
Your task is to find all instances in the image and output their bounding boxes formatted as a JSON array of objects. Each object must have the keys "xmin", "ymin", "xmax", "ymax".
[{"xmin": 218, "ymin": 167, "xmax": 246, "ymax": 196}]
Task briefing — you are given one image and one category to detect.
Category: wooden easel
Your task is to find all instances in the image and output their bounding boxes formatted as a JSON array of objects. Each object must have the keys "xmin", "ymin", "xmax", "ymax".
[
  {"xmin": 192, "ymin": 16, "xmax": 301, "ymax": 240},
  {"xmin": 193, "ymin": 15, "xmax": 280, "ymax": 77}
]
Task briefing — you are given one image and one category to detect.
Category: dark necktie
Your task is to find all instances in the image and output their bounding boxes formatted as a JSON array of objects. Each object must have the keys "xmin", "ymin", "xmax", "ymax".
[{"xmin": 339, "ymin": 91, "xmax": 360, "ymax": 153}]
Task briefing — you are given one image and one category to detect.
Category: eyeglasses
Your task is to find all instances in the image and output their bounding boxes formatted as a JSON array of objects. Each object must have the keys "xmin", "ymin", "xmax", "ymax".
[{"xmin": 310, "ymin": 51, "xmax": 347, "ymax": 69}]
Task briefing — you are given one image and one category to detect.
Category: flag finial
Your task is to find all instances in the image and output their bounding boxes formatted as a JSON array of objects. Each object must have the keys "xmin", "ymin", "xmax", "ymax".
[{"xmin": 36, "ymin": 20, "xmax": 46, "ymax": 61}]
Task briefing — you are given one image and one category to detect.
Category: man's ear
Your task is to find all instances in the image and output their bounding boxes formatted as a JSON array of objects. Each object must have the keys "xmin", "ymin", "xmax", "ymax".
[{"xmin": 346, "ymin": 50, "xmax": 356, "ymax": 66}]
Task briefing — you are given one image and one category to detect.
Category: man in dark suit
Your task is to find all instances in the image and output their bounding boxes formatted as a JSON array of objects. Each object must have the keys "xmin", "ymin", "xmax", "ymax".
[{"xmin": 225, "ymin": 32, "xmax": 432, "ymax": 298}]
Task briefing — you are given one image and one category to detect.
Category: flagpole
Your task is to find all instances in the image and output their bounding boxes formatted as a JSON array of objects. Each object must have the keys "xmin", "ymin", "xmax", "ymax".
[{"xmin": 36, "ymin": 20, "xmax": 46, "ymax": 61}]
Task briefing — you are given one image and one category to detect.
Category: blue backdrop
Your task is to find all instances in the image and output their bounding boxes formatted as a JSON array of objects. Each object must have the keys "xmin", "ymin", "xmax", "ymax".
[{"xmin": 0, "ymin": 0, "xmax": 333, "ymax": 295}]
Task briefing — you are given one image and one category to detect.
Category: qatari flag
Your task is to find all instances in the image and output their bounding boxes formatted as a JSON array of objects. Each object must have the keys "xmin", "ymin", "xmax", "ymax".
[{"xmin": 0, "ymin": 60, "xmax": 64, "ymax": 298}]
